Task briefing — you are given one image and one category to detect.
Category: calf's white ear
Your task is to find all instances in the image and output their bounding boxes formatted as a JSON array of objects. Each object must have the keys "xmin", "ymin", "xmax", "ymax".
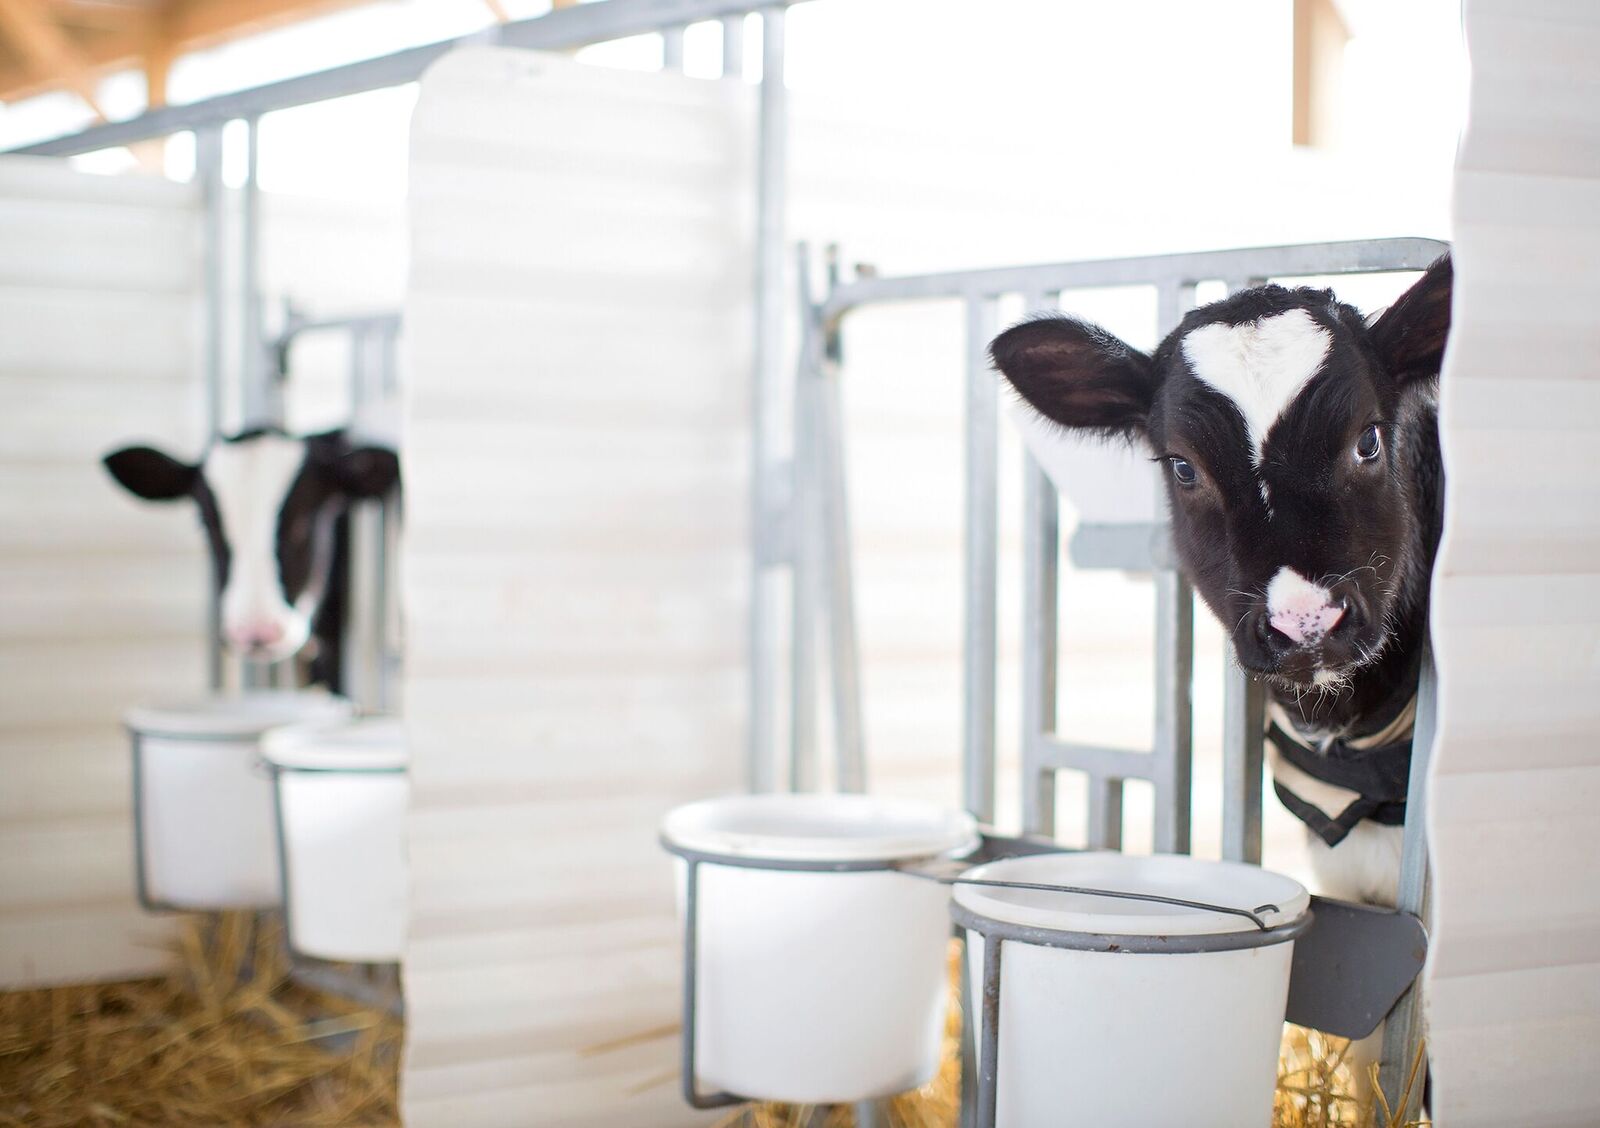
[
  {"xmin": 102, "ymin": 446, "xmax": 197, "ymax": 501},
  {"xmin": 990, "ymin": 315, "xmax": 1155, "ymax": 440},
  {"xmin": 333, "ymin": 446, "xmax": 400, "ymax": 499},
  {"xmin": 1369, "ymin": 254, "xmax": 1453, "ymax": 386}
]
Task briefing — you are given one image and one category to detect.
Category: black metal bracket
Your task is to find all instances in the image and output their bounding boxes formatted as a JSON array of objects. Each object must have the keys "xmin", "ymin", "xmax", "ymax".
[{"xmin": 1286, "ymin": 895, "xmax": 1428, "ymax": 1040}]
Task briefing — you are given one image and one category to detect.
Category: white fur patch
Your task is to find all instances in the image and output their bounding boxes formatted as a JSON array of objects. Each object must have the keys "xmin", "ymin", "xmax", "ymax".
[
  {"xmin": 205, "ymin": 436, "xmax": 311, "ymax": 657},
  {"xmin": 1180, "ymin": 308, "xmax": 1332, "ymax": 464},
  {"xmin": 1306, "ymin": 821, "xmax": 1404, "ymax": 907}
]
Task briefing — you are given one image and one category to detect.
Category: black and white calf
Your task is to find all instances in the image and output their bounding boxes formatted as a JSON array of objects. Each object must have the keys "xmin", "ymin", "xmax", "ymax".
[
  {"xmin": 103, "ymin": 428, "xmax": 400, "ymax": 694},
  {"xmin": 992, "ymin": 258, "xmax": 1452, "ymax": 907}
]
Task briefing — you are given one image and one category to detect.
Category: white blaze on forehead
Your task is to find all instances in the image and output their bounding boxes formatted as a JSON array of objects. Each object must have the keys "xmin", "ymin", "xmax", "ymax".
[
  {"xmin": 204, "ymin": 436, "xmax": 308, "ymax": 634},
  {"xmin": 1180, "ymin": 308, "xmax": 1332, "ymax": 465}
]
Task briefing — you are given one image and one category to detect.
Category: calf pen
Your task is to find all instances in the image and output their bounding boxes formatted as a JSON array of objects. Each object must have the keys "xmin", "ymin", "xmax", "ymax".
[
  {"xmin": 9, "ymin": 116, "xmax": 1444, "ymax": 1128},
  {"xmin": 765, "ymin": 236, "xmax": 1448, "ymax": 1127}
]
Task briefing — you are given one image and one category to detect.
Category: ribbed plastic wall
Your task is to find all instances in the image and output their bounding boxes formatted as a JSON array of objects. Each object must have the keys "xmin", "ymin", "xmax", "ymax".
[
  {"xmin": 1427, "ymin": 2, "xmax": 1600, "ymax": 1123},
  {"xmin": 0, "ymin": 157, "xmax": 205, "ymax": 986},
  {"xmin": 401, "ymin": 49, "xmax": 752, "ymax": 1127}
]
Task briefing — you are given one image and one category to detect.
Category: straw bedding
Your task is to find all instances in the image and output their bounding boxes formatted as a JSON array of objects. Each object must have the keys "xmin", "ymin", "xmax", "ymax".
[
  {"xmin": 0, "ymin": 913, "xmax": 401, "ymax": 1128},
  {"xmin": 1, "ymin": 925, "xmax": 1421, "ymax": 1127}
]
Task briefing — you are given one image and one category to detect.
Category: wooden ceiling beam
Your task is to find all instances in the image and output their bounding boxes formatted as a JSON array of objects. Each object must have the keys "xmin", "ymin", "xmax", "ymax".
[
  {"xmin": 0, "ymin": 0, "xmax": 371, "ymax": 104},
  {"xmin": 0, "ymin": 0, "xmax": 107, "ymax": 117}
]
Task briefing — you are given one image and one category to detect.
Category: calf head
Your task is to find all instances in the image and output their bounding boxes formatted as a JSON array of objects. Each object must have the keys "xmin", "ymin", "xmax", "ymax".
[
  {"xmin": 103, "ymin": 428, "xmax": 399, "ymax": 663},
  {"xmin": 992, "ymin": 258, "xmax": 1451, "ymax": 694}
]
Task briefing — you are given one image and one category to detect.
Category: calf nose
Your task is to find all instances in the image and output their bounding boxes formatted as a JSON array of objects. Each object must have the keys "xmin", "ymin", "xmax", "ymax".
[
  {"xmin": 1269, "ymin": 601, "xmax": 1345, "ymax": 645},
  {"xmin": 228, "ymin": 620, "xmax": 285, "ymax": 649},
  {"xmin": 1264, "ymin": 566, "xmax": 1346, "ymax": 646}
]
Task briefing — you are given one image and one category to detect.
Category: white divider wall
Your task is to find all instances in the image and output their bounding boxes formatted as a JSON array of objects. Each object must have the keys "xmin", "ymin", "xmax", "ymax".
[
  {"xmin": 401, "ymin": 49, "xmax": 750, "ymax": 1127},
  {"xmin": 0, "ymin": 157, "xmax": 205, "ymax": 986},
  {"xmin": 1427, "ymin": 2, "xmax": 1600, "ymax": 1123}
]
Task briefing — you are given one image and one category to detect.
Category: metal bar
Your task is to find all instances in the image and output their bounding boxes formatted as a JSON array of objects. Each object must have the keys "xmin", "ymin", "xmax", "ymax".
[
  {"xmin": 342, "ymin": 327, "xmax": 376, "ymax": 709},
  {"xmin": 720, "ymin": 12, "xmax": 744, "ymax": 76},
  {"xmin": 661, "ymin": 25, "xmax": 685, "ymax": 70},
  {"xmin": 10, "ymin": 0, "xmax": 802, "ymax": 156},
  {"xmin": 1149, "ymin": 282, "xmax": 1196, "ymax": 856},
  {"xmin": 959, "ymin": 932, "xmax": 978, "ymax": 1128},
  {"xmin": 196, "ymin": 123, "xmax": 226, "ymax": 690},
  {"xmin": 1215, "ymin": 273, "xmax": 1269, "ymax": 866},
  {"xmin": 129, "ymin": 735, "xmax": 156, "ymax": 910},
  {"xmin": 789, "ymin": 343, "xmax": 819, "ymax": 792},
  {"xmin": 1020, "ymin": 457, "xmax": 1058, "ymax": 836},
  {"xmin": 1019, "ymin": 289, "xmax": 1059, "ymax": 838},
  {"xmin": 268, "ymin": 765, "xmax": 298, "ymax": 953},
  {"xmin": 241, "ymin": 117, "xmax": 272, "ymax": 428},
  {"xmin": 279, "ymin": 312, "xmax": 402, "ymax": 340},
  {"xmin": 287, "ymin": 958, "xmax": 403, "ymax": 1016},
  {"xmin": 1378, "ymin": 647, "xmax": 1436, "ymax": 1119},
  {"xmin": 817, "ymin": 352, "xmax": 866, "ymax": 793},
  {"xmin": 976, "ymin": 935, "xmax": 1003, "ymax": 1128},
  {"xmin": 1032, "ymin": 738, "xmax": 1155, "ymax": 782},
  {"xmin": 747, "ymin": 5, "xmax": 786, "ymax": 794},
  {"xmin": 1221, "ymin": 651, "xmax": 1266, "ymax": 863},
  {"xmin": 1152, "ymin": 569, "xmax": 1194, "ymax": 855},
  {"xmin": 821, "ymin": 239, "xmax": 1450, "ymax": 326},
  {"xmin": 374, "ymin": 323, "xmax": 400, "ymax": 713},
  {"xmin": 678, "ymin": 860, "xmax": 743, "ymax": 1109},
  {"xmin": 963, "ymin": 295, "xmax": 1000, "ymax": 824},
  {"xmin": 853, "ymin": 1101, "xmax": 886, "ymax": 1128},
  {"xmin": 1087, "ymin": 777, "xmax": 1124, "ymax": 851}
]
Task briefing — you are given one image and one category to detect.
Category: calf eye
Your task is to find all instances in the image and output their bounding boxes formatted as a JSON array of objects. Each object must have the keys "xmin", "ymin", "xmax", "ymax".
[
  {"xmin": 1355, "ymin": 425, "xmax": 1382, "ymax": 463},
  {"xmin": 1168, "ymin": 457, "xmax": 1198, "ymax": 487}
]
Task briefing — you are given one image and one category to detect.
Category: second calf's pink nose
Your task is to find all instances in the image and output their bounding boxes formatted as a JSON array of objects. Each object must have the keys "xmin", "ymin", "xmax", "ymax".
[
  {"xmin": 230, "ymin": 620, "xmax": 285, "ymax": 647},
  {"xmin": 1269, "ymin": 602, "xmax": 1344, "ymax": 644}
]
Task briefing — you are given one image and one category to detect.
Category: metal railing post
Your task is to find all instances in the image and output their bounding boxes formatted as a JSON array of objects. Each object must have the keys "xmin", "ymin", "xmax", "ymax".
[
  {"xmin": 197, "ymin": 123, "xmax": 227, "ymax": 691},
  {"xmin": 720, "ymin": 13, "xmax": 744, "ymax": 77},
  {"xmin": 1378, "ymin": 647, "xmax": 1435, "ymax": 1118},
  {"xmin": 1221, "ymin": 655, "xmax": 1266, "ymax": 863},
  {"xmin": 1151, "ymin": 281, "xmax": 1197, "ymax": 855},
  {"xmin": 962, "ymin": 294, "xmax": 1000, "ymax": 825},
  {"xmin": 1019, "ymin": 290, "xmax": 1060, "ymax": 838},
  {"xmin": 747, "ymin": 4, "xmax": 787, "ymax": 793}
]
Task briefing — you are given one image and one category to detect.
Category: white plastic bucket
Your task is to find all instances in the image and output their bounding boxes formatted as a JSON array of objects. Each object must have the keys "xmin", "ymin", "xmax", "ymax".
[
  {"xmin": 955, "ymin": 852, "xmax": 1310, "ymax": 1128},
  {"xmin": 125, "ymin": 691, "xmax": 354, "ymax": 910},
  {"xmin": 261, "ymin": 718, "xmax": 408, "ymax": 963},
  {"xmin": 661, "ymin": 794, "xmax": 979, "ymax": 1104}
]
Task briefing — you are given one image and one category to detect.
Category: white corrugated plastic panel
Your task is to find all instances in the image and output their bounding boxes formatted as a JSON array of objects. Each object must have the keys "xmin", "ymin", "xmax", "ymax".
[
  {"xmin": 401, "ymin": 49, "xmax": 751, "ymax": 1128},
  {"xmin": 0, "ymin": 157, "xmax": 206, "ymax": 986},
  {"xmin": 1426, "ymin": 2, "xmax": 1600, "ymax": 1124}
]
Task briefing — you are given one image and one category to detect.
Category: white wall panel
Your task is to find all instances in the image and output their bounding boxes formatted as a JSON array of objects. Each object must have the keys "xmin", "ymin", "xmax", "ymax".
[
  {"xmin": 1426, "ymin": 2, "xmax": 1600, "ymax": 1124},
  {"xmin": 0, "ymin": 157, "xmax": 206, "ymax": 987},
  {"xmin": 401, "ymin": 49, "xmax": 750, "ymax": 1128}
]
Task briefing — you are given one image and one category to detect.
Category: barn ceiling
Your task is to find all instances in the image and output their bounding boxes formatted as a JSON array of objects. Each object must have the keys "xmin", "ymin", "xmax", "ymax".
[{"xmin": 0, "ymin": 0, "xmax": 375, "ymax": 113}]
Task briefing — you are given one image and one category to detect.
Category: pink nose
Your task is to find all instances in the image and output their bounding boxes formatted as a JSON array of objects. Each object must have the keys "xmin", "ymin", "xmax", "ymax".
[
  {"xmin": 1269, "ymin": 601, "xmax": 1345, "ymax": 645},
  {"xmin": 228, "ymin": 621, "xmax": 285, "ymax": 648}
]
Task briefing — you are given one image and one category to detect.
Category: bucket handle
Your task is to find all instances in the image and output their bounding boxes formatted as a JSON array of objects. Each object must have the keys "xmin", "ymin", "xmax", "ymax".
[{"xmin": 892, "ymin": 858, "xmax": 1281, "ymax": 932}]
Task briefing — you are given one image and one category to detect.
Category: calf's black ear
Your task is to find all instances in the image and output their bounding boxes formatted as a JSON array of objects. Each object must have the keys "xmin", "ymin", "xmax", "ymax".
[
  {"xmin": 990, "ymin": 316, "xmax": 1156, "ymax": 439},
  {"xmin": 1369, "ymin": 254, "xmax": 1453, "ymax": 386},
  {"xmin": 102, "ymin": 446, "xmax": 197, "ymax": 501},
  {"xmin": 334, "ymin": 446, "xmax": 400, "ymax": 499}
]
